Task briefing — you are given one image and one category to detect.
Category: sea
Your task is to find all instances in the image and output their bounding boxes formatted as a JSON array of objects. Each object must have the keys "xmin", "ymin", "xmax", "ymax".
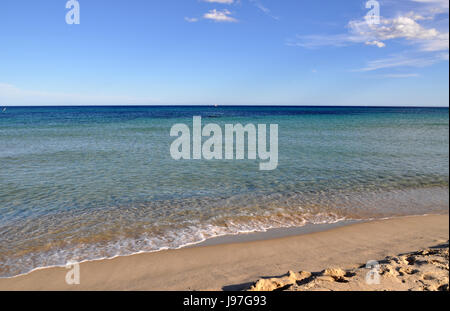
[{"xmin": 0, "ymin": 106, "xmax": 448, "ymax": 277}]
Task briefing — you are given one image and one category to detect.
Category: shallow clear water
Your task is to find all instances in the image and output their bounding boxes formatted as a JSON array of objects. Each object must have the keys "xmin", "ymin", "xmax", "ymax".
[{"xmin": 0, "ymin": 106, "xmax": 448, "ymax": 277}]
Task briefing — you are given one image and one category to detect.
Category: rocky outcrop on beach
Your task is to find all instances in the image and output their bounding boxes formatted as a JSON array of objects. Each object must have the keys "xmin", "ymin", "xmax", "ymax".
[{"xmin": 249, "ymin": 242, "xmax": 449, "ymax": 291}]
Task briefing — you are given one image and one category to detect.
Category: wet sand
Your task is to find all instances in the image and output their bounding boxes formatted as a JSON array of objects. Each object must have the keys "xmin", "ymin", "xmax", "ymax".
[{"xmin": 0, "ymin": 214, "xmax": 448, "ymax": 291}]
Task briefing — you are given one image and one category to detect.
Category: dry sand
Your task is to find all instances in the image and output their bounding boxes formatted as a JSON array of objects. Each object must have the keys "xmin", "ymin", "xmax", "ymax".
[
  {"xmin": 249, "ymin": 243, "xmax": 449, "ymax": 291},
  {"xmin": 0, "ymin": 214, "xmax": 448, "ymax": 291}
]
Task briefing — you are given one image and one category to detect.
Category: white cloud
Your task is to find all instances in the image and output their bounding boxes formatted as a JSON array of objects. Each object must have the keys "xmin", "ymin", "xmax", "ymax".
[
  {"xmin": 190, "ymin": 0, "xmax": 276, "ymax": 23},
  {"xmin": 352, "ymin": 17, "xmax": 437, "ymax": 41},
  {"xmin": 290, "ymin": 15, "xmax": 448, "ymax": 51},
  {"xmin": 203, "ymin": 9, "xmax": 237, "ymax": 22},
  {"xmin": 349, "ymin": 15, "xmax": 449, "ymax": 51},
  {"xmin": 365, "ymin": 40, "xmax": 386, "ymax": 48}
]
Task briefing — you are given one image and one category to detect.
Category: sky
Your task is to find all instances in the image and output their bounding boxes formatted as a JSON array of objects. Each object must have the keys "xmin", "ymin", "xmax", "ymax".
[{"xmin": 0, "ymin": 0, "xmax": 448, "ymax": 106}]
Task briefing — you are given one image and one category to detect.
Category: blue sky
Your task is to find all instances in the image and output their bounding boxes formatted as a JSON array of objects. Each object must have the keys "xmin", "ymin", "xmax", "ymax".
[{"xmin": 0, "ymin": 0, "xmax": 448, "ymax": 106}]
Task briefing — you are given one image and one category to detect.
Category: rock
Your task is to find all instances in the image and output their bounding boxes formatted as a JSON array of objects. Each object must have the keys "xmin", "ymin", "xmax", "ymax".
[{"xmin": 323, "ymin": 268, "xmax": 347, "ymax": 278}]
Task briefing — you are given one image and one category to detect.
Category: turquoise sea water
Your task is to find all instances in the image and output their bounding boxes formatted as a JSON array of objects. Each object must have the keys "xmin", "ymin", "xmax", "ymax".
[{"xmin": 0, "ymin": 106, "xmax": 448, "ymax": 277}]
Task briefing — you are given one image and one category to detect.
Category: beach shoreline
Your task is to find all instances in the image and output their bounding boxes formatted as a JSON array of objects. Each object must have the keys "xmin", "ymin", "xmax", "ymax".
[{"xmin": 0, "ymin": 214, "xmax": 448, "ymax": 291}]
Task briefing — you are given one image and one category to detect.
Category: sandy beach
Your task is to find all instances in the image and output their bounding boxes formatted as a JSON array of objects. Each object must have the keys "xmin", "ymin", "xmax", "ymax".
[{"xmin": 0, "ymin": 214, "xmax": 448, "ymax": 291}]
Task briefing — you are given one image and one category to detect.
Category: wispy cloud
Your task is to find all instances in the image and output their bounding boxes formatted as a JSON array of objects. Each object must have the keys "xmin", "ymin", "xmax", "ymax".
[
  {"xmin": 0, "ymin": 83, "xmax": 158, "ymax": 106},
  {"xmin": 355, "ymin": 52, "xmax": 448, "ymax": 71},
  {"xmin": 382, "ymin": 73, "xmax": 420, "ymax": 78},
  {"xmin": 249, "ymin": 0, "xmax": 279, "ymax": 20},
  {"xmin": 201, "ymin": 0, "xmax": 234, "ymax": 3},
  {"xmin": 184, "ymin": 17, "xmax": 199, "ymax": 23},
  {"xmin": 287, "ymin": 33, "xmax": 367, "ymax": 48},
  {"xmin": 411, "ymin": 0, "xmax": 449, "ymax": 13}
]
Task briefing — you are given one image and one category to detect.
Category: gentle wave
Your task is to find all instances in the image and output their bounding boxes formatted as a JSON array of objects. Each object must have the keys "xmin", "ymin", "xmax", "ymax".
[{"xmin": 1, "ymin": 211, "xmax": 348, "ymax": 278}]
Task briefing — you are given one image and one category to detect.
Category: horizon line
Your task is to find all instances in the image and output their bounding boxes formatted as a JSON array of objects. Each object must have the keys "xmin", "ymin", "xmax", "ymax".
[{"xmin": 1, "ymin": 105, "xmax": 449, "ymax": 109}]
